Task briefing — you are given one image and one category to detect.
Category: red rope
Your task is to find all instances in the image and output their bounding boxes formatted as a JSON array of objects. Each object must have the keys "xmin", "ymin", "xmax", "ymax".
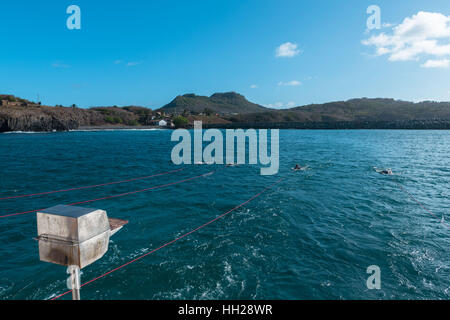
[
  {"xmin": 50, "ymin": 178, "xmax": 284, "ymax": 300},
  {"xmin": 0, "ymin": 171, "xmax": 213, "ymax": 219},
  {"xmin": 0, "ymin": 168, "xmax": 184, "ymax": 200}
]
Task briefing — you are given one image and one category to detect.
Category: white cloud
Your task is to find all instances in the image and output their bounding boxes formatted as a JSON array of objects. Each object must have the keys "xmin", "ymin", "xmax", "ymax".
[
  {"xmin": 114, "ymin": 60, "xmax": 141, "ymax": 67},
  {"xmin": 250, "ymin": 84, "xmax": 258, "ymax": 89},
  {"xmin": 421, "ymin": 59, "xmax": 450, "ymax": 68},
  {"xmin": 126, "ymin": 61, "xmax": 141, "ymax": 67},
  {"xmin": 364, "ymin": 22, "xmax": 394, "ymax": 34},
  {"xmin": 275, "ymin": 42, "xmax": 301, "ymax": 58},
  {"xmin": 265, "ymin": 102, "xmax": 284, "ymax": 109},
  {"xmin": 265, "ymin": 101, "xmax": 296, "ymax": 109},
  {"xmin": 52, "ymin": 62, "xmax": 70, "ymax": 68},
  {"xmin": 362, "ymin": 11, "xmax": 450, "ymax": 67},
  {"xmin": 286, "ymin": 101, "xmax": 296, "ymax": 108},
  {"xmin": 413, "ymin": 98, "xmax": 441, "ymax": 103},
  {"xmin": 278, "ymin": 80, "xmax": 302, "ymax": 86}
]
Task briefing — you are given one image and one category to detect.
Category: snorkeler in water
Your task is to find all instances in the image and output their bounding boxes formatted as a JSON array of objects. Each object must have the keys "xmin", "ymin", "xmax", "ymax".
[
  {"xmin": 379, "ymin": 168, "xmax": 393, "ymax": 175},
  {"xmin": 293, "ymin": 164, "xmax": 308, "ymax": 171}
]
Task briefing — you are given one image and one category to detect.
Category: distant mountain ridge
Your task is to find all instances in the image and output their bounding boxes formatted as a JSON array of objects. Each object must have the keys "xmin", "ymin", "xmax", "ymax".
[
  {"xmin": 230, "ymin": 98, "xmax": 450, "ymax": 123},
  {"xmin": 159, "ymin": 92, "xmax": 268, "ymax": 114},
  {"xmin": 1, "ymin": 93, "xmax": 450, "ymax": 132}
]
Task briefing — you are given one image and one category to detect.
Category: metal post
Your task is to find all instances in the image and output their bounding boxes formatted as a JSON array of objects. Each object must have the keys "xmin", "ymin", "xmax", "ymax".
[
  {"xmin": 67, "ymin": 265, "xmax": 81, "ymax": 300},
  {"xmin": 36, "ymin": 206, "xmax": 127, "ymax": 300}
]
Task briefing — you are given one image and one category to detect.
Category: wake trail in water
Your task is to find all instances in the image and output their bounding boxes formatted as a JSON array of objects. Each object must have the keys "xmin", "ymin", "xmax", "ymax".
[
  {"xmin": 50, "ymin": 177, "xmax": 284, "ymax": 300},
  {"xmin": 395, "ymin": 180, "xmax": 449, "ymax": 230}
]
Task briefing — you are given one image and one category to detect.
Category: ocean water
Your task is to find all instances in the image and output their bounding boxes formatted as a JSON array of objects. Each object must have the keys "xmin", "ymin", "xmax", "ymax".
[{"xmin": 0, "ymin": 129, "xmax": 449, "ymax": 300}]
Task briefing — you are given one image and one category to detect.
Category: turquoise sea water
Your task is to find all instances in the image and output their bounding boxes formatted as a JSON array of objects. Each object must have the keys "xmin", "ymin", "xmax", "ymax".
[{"xmin": 0, "ymin": 129, "xmax": 449, "ymax": 300}]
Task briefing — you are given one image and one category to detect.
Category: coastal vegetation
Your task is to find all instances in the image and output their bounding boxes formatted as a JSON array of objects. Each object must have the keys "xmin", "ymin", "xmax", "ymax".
[
  {"xmin": 172, "ymin": 116, "xmax": 189, "ymax": 128},
  {"xmin": 1, "ymin": 92, "xmax": 450, "ymax": 132}
]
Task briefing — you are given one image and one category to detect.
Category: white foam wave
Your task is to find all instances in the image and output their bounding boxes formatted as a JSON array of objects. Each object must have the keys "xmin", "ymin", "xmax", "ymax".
[
  {"xmin": 69, "ymin": 128, "xmax": 167, "ymax": 132},
  {"xmin": 2, "ymin": 131, "xmax": 46, "ymax": 134}
]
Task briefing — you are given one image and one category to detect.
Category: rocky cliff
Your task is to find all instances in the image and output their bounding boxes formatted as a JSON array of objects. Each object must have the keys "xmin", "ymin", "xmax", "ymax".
[
  {"xmin": 0, "ymin": 105, "xmax": 104, "ymax": 132},
  {"xmin": 0, "ymin": 95, "xmax": 154, "ymax": 132}
]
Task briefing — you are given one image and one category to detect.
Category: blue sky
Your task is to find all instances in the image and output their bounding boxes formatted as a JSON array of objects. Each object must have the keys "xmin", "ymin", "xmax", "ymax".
[{"xmin": 1, "ymin": 0, "xmax": 450, "ymax": 109}]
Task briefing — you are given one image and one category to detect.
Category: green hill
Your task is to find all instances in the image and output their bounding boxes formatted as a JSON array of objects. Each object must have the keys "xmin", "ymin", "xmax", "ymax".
[
  {"xmin": 158, "ymin": 92, "xmax": 268, "ymax": 114},
  {"xmin": 229, "ymin": 98, "xmax": 450, "ymax": 123}
]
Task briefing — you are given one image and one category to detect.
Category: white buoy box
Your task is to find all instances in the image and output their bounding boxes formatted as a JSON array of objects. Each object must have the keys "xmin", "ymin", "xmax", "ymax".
[{"xmin": 36, "ymin": 205, "xmax": 128, "ymax": 269}]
